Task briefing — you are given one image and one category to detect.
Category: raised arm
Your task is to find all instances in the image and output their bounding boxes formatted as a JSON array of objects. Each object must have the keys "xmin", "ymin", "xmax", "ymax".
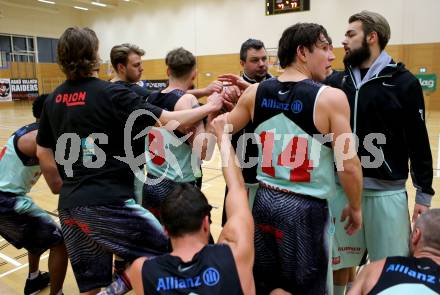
[
  {"xmin": 187, "ymin": 80, "xmax": 223, "ymax": 99},
  {"xmin": 213, "ymin": 113, "xmax": 255, "ymax": 295},
  {"xmin": 157, "ymin": 93, "xmax": 223, "ymax": 129},
  {"xmin": 224, "ymin": 83, "xmax": 257, "ymax": 134},
  {"xmin": 109, "ymin": 82, "xmax": 223, "ymax": 131},
  {"xmin": 315, "ymin": 87, "xmax": 362, "ymax": 235},
  {"xmin": 218, "ymin": 74, "xmax": 252, "ymax": 91}
]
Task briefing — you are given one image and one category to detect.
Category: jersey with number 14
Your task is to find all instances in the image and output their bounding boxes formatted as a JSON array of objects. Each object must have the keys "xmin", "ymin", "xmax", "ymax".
[{"xmin": 253, "ymin": 78, "xmax": 335, "ymax": 200}]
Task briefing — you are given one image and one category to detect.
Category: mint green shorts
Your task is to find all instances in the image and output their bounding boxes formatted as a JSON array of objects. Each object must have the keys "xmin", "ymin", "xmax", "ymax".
[
  {"xmin": 133, "ymin": 168, "xmax": 146, "ymax": 204},
  {"xmin": 330, "ymin": 186, "xmax": 410, "ymax": 270},
  {"xmin": 246, "ymin": 182, "xmax": 259, "ymax": 210}
]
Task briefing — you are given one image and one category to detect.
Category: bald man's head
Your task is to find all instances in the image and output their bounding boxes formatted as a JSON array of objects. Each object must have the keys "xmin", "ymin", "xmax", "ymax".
[{"xmin": 412, "ymin": 209, "xmax": 440, "ymax": 254}]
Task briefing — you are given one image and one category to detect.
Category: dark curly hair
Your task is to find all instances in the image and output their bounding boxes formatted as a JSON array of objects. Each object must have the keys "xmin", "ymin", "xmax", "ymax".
[{"xmin": 57, "ymin": 27, "xmax": 100, "ymax": 80}]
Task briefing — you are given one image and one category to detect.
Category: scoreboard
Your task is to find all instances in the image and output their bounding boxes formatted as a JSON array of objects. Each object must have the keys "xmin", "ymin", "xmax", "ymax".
[{"xmin": 266, "ymin": 0, "xmax": 310, "ymax": 15}]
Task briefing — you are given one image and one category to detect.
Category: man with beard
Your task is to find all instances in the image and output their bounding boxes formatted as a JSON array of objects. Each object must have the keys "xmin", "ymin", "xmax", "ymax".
[
  {"xmin": 110, "ymin": 43, "xmax": 223, "ymax": 100},
  {"xmin": 110, "ymin": 43, "xmax": 152, "ymax": 98},
  {"xmin": 331, "ymin": 11, "xmax": 435, "ymax": 295},
  {"xmin": 348, "ymin": 209, "xmax": 440, "ymax": 295}
]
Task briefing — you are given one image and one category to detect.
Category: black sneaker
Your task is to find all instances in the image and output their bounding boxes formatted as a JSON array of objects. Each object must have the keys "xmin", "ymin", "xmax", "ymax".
[{"xmin": 24, "ymin": 271, "xmax": 50, "ymax": 295}]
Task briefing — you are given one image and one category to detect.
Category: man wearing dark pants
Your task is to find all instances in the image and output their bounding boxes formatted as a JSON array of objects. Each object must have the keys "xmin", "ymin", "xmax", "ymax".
[
  {"xmin": 36, "ymin": 27, "xmax": 223, "ymax": 295},
  {"xmin": 219, "ymin": 23, "xmax": 362, "ymax": 294},
  {"xmin": 129, "ymin": 109, "xmax": 255, "ymax": 294},
  {"xmin": 0, "ymin": 94, "xmax": 68, "ymax": 295}
]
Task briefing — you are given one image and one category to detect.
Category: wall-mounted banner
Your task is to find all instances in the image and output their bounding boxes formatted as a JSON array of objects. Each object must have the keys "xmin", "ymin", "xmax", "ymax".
[
  {"xmin": 0, "ymin": 78, "xmax": 12, "ymax": 101},
  {"xmin": 415, "ymin": 74, "xmax": 437, "ymax": 92},
  {"xmin": 10, "ymin": 78, "xmax": 39, "ymax": 100},
  {"xmin": 137, "ymin": 80, "xmax": 168, "ymax": 91}
]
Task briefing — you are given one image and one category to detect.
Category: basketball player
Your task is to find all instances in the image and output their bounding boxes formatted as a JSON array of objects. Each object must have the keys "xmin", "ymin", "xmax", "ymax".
[
  {"xmin": 129, "ymin": 110, "xmax": 255, "ymax": 294},
  {"xmin": 348, "ymin": 209, "xmax": 440, "ymax": 295},
  {"xmin": 110, "ymin": 43, "xmax": 151, "ymax": 97},
  {"xmin": 110, "ymin": 43, "xmax": 221, "ymax": 204},
  {"xmin": 0, "ymin": 94, "xmax": 68, "ymax": 295},
  {"xmin": 143, "ymin": 47, "xmax": 211, "ymax": 219},
  {"xmin": 218, "ymin": 23, "xmax": 362, "ymax": 294},
  {"xmin": 36, "ymin": 27, "xmax": 223, "ymax": 295}
]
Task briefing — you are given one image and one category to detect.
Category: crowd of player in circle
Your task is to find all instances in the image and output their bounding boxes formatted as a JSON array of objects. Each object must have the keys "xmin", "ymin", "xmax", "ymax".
[{"xmin": 0, "ymin": 10, "xmax": 438, "ymax": 295}]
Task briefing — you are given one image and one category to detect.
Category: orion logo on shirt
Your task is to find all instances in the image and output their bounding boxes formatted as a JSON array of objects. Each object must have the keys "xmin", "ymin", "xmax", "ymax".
[
  {"xmin": 55, "ymin": 91, "xmax": 87, "ymax": 107},
  {"xmin": 156, "ymin": 267, "xmax": 220, "ymax": 291},
  {"xmin": 291, "ymin": 100, "xmax": 303, "ymax": 114}
]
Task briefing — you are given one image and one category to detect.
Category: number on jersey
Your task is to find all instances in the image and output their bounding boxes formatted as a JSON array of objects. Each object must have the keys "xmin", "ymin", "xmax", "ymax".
[
  {"xmin": 0, "ymin": 146, "xmax": 6, "ymax": 161},
  {"xmin": 260, "ymin": 131, "xmax": 313, "ymax": 182},
  {"xmin": 148, "ymin": 130, "xmax": 165, "ymax": 166}
]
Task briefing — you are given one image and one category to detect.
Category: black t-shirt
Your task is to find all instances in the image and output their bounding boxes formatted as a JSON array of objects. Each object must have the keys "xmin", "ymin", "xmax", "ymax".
[
  {"xmin": 37, "ymin": 77, "xmax": 162, "ymax": 209},
  {"xmin": 113, "ymin": 80, "xmax": 153, "ymax": 163},
  {"xmin": 323, "ymin": 70, "xmax": 345, "ymax": 89},
  {"xmin": 141, "ymin": 244, "xmax": 243, "ymax": 295},
  {"xmin": 114, "ymin": 80, "xmax": 152, "ymax": 99},
  {"xmin": 369, "ymin": 256, "xmax": 440, "ymax": 294},
  {"xmin": 360, "ymin": 68, "xmax": 369, "ymax": 80}
]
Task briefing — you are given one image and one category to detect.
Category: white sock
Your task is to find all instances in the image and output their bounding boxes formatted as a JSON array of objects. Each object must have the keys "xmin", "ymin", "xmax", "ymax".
[
  {"xmin": 28, "ymin": 270, "xmax": 40, "ymax": 280},
  {"xmin": 55, "ymin": 289, "xmax": 63, "ymax": 295}
]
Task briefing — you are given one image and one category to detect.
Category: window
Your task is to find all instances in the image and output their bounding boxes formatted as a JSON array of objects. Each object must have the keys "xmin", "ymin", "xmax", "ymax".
[
  {"xmin": 37, "ymin": 37, "xmax": 58, "ymax": 63},
  {"xmin": 13, "ymin": 36, "xmax": 26, "ymax": 51}
]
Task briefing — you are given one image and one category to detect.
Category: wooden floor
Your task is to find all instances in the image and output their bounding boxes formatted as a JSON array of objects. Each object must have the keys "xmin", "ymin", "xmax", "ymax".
[{"xmin": 0, "ymin": 101, "xmax": 439, "ymax": 294}]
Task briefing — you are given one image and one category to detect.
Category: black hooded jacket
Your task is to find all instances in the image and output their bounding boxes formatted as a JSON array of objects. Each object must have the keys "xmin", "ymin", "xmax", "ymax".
[{"xmin": 325, "ymin": 62, "xmax": 434, "ymax": 205}]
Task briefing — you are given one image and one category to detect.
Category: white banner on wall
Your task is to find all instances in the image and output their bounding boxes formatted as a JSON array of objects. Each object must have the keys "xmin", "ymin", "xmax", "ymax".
[{"xmin": 0, "ymin": 78, "xmax": 12, "ymax": 102}]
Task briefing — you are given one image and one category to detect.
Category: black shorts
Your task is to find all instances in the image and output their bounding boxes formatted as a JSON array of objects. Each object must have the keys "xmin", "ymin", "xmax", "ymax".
[
  {"xmin": 0, "ymin": 191, "xmax": 63, "ymax": 255},
  {"xmin": 59, "ymin": 199, "xmax": 169, "ymax": 292},
  {"xmin": 143, "ymin": 173, "xmax": 200, "ymax": 219},
  {"xmin": 253, "ymin": 186, "xmax": 330, "ymax": 295}
]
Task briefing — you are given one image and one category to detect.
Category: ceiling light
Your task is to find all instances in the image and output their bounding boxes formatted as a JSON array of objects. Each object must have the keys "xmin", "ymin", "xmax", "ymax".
[
  {"xmin": 74, "ymin": 6, "xmax": 89, "ymax": 10},
  {"xmin": 38, "ymin": 0, "xmax": 55, "ymax": 4},
  {"xmin": 91, "ymin": 1, "xmax": 107, "ymax": 7}
]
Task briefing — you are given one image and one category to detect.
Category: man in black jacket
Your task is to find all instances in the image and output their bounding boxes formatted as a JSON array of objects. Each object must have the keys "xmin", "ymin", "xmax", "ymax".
[{"xmin": 330, "ymin": 11, "xmax": 435, "ymax": 295}]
